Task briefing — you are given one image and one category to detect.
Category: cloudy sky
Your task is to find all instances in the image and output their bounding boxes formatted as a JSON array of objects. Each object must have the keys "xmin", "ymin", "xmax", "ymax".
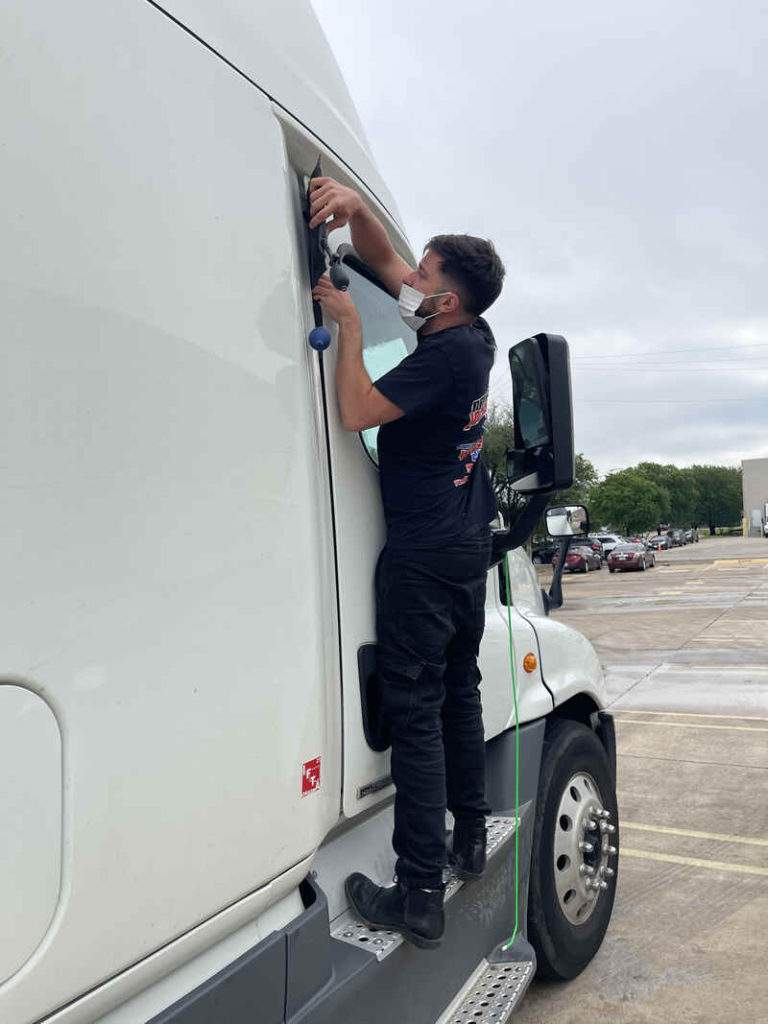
[{"xmin": 311, "ymin": 0, "xmax": 767, "ymax": 476}]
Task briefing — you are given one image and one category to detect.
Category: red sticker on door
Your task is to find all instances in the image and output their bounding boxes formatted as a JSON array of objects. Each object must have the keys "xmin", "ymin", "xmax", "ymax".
[{"xmin": 302, "ymin": 756, "xmax": 321, "ymax": 796}]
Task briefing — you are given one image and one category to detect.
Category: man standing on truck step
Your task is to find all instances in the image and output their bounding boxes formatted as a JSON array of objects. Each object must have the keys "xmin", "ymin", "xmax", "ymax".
[{"xmin": 310, "ymin": 176, "xmax": 505, "ymax": 950}]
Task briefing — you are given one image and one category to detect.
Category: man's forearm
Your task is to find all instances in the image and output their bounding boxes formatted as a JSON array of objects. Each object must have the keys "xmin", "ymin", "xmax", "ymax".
[
  {"xmin": 335, "ymin": 313, "xmax": 372, "ymax": 432},
  {"xmin": 350, "ymin": 204, "xmax": 399, "ymax": 280}
]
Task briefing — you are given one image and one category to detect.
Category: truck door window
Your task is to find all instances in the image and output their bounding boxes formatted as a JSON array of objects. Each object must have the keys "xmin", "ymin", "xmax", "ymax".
[{"xmin": 343, "ymin": 262, "xmax": 415, "ymax": 465}]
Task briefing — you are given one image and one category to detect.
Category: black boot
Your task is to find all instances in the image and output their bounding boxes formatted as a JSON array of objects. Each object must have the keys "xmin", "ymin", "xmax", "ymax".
[
  {"xmin": 345, "ymin": 873, "xmax": 445, "ymax": 950},
  {"xmin": 451, "ymin": 817, "xmax": 487, "ymax": 880}
]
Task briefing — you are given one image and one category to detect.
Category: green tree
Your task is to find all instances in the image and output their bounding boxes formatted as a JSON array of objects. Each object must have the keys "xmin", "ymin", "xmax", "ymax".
[
  {"xmin": 635, "ymin": 462, "xmax": 698, "ymax": 526},
  {"xmin": 590, "ymin": 469, "xmax": 667, "ymax": 535},
  {"xmin": 689, "ymin": 464, "xmax": 743, "ymax": 534}
]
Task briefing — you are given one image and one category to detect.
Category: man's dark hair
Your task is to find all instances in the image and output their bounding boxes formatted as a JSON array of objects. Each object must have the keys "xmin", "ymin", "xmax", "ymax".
[{"xmin": 427, "ymin": 234, "xmax": 505, "ymax": 316}]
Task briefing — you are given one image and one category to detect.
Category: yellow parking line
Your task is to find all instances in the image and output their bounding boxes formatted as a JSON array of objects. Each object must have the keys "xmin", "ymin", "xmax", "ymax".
[
  {"xmin": 622, "ymin": 848, "xmax": 768, "ymax": 877},
  {"xmin": 616, "ymin": 719, "xmax": 768, "ymax": 732},
  {"xmin": 613, "ymin": 709, "xmax": 768, "ymax": 722},
  {"xmin": 622, "ymin": 821, "xmax": 768, "ymax": 848}
]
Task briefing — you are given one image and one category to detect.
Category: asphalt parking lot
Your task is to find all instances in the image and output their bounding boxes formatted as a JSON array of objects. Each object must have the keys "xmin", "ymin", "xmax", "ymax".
[{"xmin": 517, "ymin": 535, "xmax": 768, "ymax": 1024}]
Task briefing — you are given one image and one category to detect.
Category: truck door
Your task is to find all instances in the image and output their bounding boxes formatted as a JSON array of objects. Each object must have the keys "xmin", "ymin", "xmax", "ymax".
[
  {"xmin": 313, "ymin": 250, "xmax": 415, "ymax": 818},
  {"xmin": 298, "ymin": 224, "xmax": 549, "ymax": 820}
]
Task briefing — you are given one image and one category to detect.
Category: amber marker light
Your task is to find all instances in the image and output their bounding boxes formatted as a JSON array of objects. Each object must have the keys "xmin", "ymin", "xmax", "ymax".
[{"xmin": 523, "ymin": 653, "xmax": 538, "ymax": 673}]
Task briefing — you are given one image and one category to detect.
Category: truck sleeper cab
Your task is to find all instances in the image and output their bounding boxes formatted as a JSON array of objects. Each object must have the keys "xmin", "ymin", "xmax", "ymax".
[{"xmin": 0, "ymin": 2, "xmax": 617, "ymax": 1022}]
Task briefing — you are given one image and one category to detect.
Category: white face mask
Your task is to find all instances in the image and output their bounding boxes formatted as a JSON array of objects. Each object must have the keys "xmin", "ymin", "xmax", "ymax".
[{"xmin": 397, "ymin": 283, "xmax": 451, "ymax": 332}]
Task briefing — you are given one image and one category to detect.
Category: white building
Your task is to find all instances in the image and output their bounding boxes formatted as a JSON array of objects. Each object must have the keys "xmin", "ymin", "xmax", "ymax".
[{"xmin": 742, "ymin": 457, "xmax": 768, "ymax": 536}]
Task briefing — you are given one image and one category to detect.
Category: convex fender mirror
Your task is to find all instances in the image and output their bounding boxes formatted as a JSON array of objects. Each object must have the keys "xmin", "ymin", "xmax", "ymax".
[
  {"xmin": 541, "ymin": 504, "xmax": 591, "ymax": 613},
  {"xmin": 546, "ymin": 504, "xmax": 590, "ymax": 538}
]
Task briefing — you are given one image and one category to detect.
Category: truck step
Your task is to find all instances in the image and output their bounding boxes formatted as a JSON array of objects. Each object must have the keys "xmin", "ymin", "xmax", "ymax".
[
  {"xmin": 330, "ymin": 815, "xmax": 517, "ymax": 961},
  {"xmin": 436, "ymin": 958, "xmax": 534, "ymax": 1024}
]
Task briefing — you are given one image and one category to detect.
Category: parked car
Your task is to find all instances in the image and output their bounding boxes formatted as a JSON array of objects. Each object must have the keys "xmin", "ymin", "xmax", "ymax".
[
  {"xmin": 648, "ymin": 534, "xmax": 671, "ymax": 550},
  {"xmin": 585, "ymin": 535, "xmax": 605, "ymax": 557},
  {"xmin": 684, "ymin": 528, "xmax": 699, "ymax": 543},
  {"xmin": 596, "ymin": 533, "xmax": 623, "ymax": 558},
  {"xmin": 670, "ymin": 529, "xmax": 687, "ymax": 547},
  {"xmin": 531, "ymin": 539, "xmax": 558, "ymax": 564},
  {"xmin": 608, "ymin": 543, "xmax": 656, "ymax": 572},
  {"xmin": 553, "ymin": 544, "xmax": 603, "ymax": 573}
]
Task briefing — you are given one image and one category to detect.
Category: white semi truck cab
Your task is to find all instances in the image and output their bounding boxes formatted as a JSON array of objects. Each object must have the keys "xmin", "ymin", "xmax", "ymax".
[{"xmin": 0, "ymin": 3, "xmax": 618, "ymax": 1022}]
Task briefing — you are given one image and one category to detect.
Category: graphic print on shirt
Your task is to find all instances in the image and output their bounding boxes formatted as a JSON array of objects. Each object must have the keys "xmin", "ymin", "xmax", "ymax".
[
  {"xmin": 462, "ymin": 391, "xmax": 489, "ymax": 432},
  {"xmin": 454, "ymin": 436, "xmax": 485, "ymax": 488}
]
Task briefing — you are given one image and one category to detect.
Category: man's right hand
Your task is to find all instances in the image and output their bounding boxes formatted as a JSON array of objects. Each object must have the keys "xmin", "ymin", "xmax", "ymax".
[
  {"xmin": 308, "ymin": 177, "xmax": 363, "ymax": 231},
  {"xmin": 309, "ymin": 174, "xmax": 411, "ymax": 298}
]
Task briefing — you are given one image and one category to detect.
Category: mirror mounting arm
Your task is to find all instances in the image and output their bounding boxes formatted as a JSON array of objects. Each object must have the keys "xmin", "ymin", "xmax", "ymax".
[
  {"xmin": 489, "ymin": 492, "xmax": 550, "ymax": 568},
  {"xmin": 548, "ymin": 536, "xmax": 572, "ymax": 611}
]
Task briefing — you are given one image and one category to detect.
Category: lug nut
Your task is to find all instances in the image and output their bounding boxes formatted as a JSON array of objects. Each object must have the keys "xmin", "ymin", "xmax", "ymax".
[
  {"xmin": 604, "ymin": 867, "xmax": 615, "ymax": 878},
  {"xmin": 607, "ymin": 845, "xmax": 617, "ymax": 856},
  {"xmin": 600, "ymin": 821, "xmax": 616, "ymax": 834},
  {"xmin": 579, "ymin": 841, "xmax": 595, "ymax": 853},
  {"xmin": 579, "ymin": 864, "xmax": 595, "ymax": 876},
  {"xmin": 585, "ymin": 819, "xmax": 597, "ymax": 830},
  {"xmin": 598, "ymin": 879, "xmax": 608, "ymax": 890},
  {"xmin": 601, "ymin": 809, "xmax": 611, "ymax": 819}
]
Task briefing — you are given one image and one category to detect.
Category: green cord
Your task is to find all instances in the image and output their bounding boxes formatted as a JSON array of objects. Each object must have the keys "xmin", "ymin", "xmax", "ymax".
[{"xmin": 501, "ymin": 552, "xmax": 520, "ymax": 951}]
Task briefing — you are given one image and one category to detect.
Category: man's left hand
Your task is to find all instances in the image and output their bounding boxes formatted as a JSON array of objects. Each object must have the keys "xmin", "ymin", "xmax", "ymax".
[{"xmin": 312, "ymin": 275, "xmax": 360, "ymax": 325}]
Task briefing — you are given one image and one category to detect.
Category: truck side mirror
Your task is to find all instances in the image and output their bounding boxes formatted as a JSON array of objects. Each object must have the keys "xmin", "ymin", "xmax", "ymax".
[
  {"xmin": 506, "ymin": 334, "xmax": 574, "ymax": 495},
  {"xmin": 489, "ymin": 334, "xmax": 575, "ymax": 567}
]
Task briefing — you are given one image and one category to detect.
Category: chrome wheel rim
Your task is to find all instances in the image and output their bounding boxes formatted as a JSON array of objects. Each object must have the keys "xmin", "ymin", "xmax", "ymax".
[{"xmin": 553, "ymin": 772, "xmax": 617, "ymax": 925}]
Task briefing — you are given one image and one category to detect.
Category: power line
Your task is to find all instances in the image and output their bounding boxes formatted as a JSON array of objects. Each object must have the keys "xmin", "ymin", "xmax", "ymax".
[
  {"xmin": 573, "ymin": 341, "xmax": 768, "ymax": 360},
  {"xmin": 584, "ymin": 397, "xmax": 763, "ymax": 404},
  {"xmin": 573, "ymin": 365, "xmax": 768, "ymax": 373}
]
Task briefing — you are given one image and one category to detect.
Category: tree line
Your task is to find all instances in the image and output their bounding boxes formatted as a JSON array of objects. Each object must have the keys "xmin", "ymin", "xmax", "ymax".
[{"xmin": 483, "ymin": 404, "xmax": 742, "ymax": 536}]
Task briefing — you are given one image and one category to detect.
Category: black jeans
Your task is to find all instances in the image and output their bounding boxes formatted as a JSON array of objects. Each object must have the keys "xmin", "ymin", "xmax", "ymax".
[{"xmin": 375, "ymin": 527, "xmax": 493, "ymax": 889}]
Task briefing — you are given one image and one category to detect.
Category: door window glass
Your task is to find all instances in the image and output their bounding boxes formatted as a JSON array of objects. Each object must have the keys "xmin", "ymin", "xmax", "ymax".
[{"xmin": 344, "ymin": 263, "xmax": 415, "ymax": 464}]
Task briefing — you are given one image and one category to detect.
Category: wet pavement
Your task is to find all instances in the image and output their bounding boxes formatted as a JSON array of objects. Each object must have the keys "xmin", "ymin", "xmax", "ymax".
[{"xmin": 516, "ymin": 535, "xmax": 768, "ymax": 1024}]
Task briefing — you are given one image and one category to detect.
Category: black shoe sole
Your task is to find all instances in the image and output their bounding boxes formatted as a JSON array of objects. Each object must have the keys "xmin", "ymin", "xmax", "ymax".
[{"xmin": 344, "ymin": 878, "xmax": 443, "ymax": 951}]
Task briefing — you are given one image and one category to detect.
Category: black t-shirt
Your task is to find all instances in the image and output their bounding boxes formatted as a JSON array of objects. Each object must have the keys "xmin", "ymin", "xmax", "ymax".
[{"xmin": 374, "ymin": 318, "xmax": 498, "ymax": 549}]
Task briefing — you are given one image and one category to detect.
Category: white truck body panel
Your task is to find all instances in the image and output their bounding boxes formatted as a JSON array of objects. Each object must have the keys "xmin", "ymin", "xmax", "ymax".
[
  {"xmin": 1, "ymin": 4, "xmax": 341, "ymax": 1019},
  {"xmin": 155, "ymin": 0, "xmax": 405, "ymax": 232}
]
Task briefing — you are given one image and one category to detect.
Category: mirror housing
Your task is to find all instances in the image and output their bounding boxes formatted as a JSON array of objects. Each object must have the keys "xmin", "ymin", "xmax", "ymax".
[
  {"xmin": 507, "ymin": 334, "xmax": 574, "ymax": 495},
  {"xmin": 546, "ymin": 504, "xmax": 590, "ymax": 538}
]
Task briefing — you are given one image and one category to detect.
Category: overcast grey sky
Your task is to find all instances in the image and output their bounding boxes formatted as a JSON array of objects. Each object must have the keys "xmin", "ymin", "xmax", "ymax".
[{"xmin": 311, "ymin": 0, "xmax": 767, "ymax": 475}]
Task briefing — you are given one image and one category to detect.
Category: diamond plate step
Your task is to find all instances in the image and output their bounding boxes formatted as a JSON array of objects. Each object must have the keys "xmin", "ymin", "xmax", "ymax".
[
  {"xmin": 330, "ymin": 815, "xmax": 518, "ymax": 961},
  {"xmin": 437, "ymin": 959, "xmax": 534, "ymax": 1023}
]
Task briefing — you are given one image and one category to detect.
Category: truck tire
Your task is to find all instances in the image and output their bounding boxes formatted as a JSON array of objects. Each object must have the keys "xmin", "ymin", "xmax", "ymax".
[{"xmin": 527, "ymin": 719, "xmax": 619, "ymax": 980}]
